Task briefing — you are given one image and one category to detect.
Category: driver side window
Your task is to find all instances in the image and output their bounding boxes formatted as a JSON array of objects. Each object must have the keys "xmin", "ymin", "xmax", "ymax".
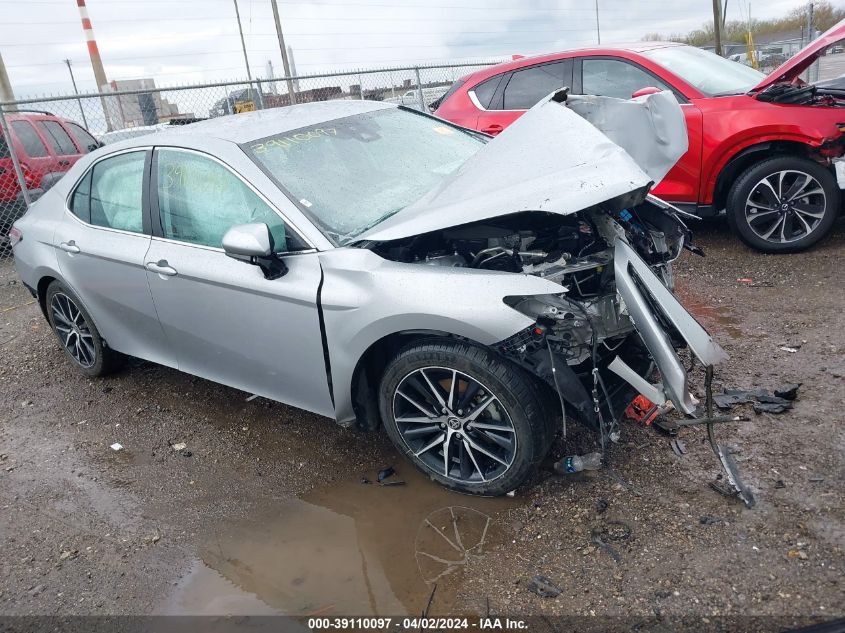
[{"xmin": 155, "ymin": 149, "xmax": 306, "ymax": 251}]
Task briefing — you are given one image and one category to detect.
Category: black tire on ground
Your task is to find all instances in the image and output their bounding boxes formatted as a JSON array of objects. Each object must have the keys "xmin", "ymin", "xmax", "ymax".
[
  {"xmin": 45, "ymin": 280, "xmax": 124, "ymax": 377},
  {"xmin": 378, "ymin": 339, "xmax": 554, "ymax": 496},
  {"xmin": 726, "ymin": 155, "xmax": 839, "ymax": 253}
]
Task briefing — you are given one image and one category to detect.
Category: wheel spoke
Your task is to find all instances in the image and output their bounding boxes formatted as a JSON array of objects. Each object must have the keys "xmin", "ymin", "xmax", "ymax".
[
  {"xmin": 761, "ymin": 215, "xmax": 785, "ymax": 240},
  {"xmin": 792, "ymin": 202, "xmax": 825, "ymax": 218},
  {"xmin": 462, "ymin": 438, "xmax": 486, "ymax": 482},
  {"xmin": 463, "ymin": 434, "xmax": 509, "ymax": 467},
  {"xmin": 469, "ymin": 422, "xmax": 515, "ymax": 433},
  {"xmin": 443, "ymin": 434, "xmax": 451, "ymax": 476},
  {"xmin": 403, "ymin": 424, "xmax": 442, "ymax": 438},
  {"xmin": 793, "ymin": 211, "xmax": 813, "ymax": 234},
  {"xmin": 419, "ymin": 369, "xmax": 447, "ymax": 409},
  {"xmin": 747, "ymin": 209, "xmax": 779, "ymax": 221},
  {"xmin": 757, "ymin": 179, "xmax": 781, "ymax": 207},
  {"xmin": 52, "ymin": 309, "xmax": 73, "ymax": 328},
  {"xmin": 781, "ymin": 212, "xmax": 794, "ymax": 242},
  {"xmin": 465, "ymin": 394, "xmax": 496, "ymax": 422},
  {"xmin": 457, "ymin": 380, "xmax": 480, "ymax": 411},
  {"xmin": 396, "ymin": 389, "xmax": 437, "ymax": 418},
  {"xmin": 446, "ymin": 370, "xmax": 458, "ymax": 411},
  {"xmin": 475, "ymin": 429, "xmax": 513, "ymax": 451},
  {"xmin": 414, "ymin": 432, "xmax": 446, "ymax": 457},
  {"xmin": 396, "ymin": 415, "xmax": 440, "ymax": 424},
  {"xmin": 458, "ymin": 441, "xmax": 473, "ymax": 480},
  {"xmin": 783, "ymin": 173, "xmax": 812, "ymax": 201}
]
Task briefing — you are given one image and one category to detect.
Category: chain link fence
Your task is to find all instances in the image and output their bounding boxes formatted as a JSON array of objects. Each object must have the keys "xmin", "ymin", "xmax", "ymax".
[{"xmin": 0, "ymin": 60, "xmax": 499, "ymax": 254}]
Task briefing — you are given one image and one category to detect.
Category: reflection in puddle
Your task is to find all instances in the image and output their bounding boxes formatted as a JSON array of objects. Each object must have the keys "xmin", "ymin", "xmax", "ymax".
[{"xmin": 163, "ymin": 467, "xmax": 514, "ymax": 616}]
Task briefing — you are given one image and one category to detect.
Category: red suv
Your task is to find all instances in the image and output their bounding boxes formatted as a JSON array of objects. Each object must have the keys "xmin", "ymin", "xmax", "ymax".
[
  {"xmin": 435, "ymin": 21, "xmax": 845, "ymax": 253},
  {"xmin": 1, "ymin": 110, "xmax": 101, "ymax": 243}
]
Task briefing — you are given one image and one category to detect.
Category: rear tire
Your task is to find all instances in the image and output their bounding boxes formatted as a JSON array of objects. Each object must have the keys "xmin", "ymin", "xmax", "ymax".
[
  {"xmin": 45, "ymin": 280, "xmax": 124, "ymax": 377},
  {"xmin": 726, "ymin": 156, "xmax": 838, "ymax": 253},
  {"xmin": 379, "ymin": 339, "xmax": 553, "ymax": 496}
]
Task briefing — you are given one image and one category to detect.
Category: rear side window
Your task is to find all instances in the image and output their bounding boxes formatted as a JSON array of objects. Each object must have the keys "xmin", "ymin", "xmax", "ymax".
[
  {"xmin": 38, "ymin": 121, "xmax": 79, "ymax": 156},
  {"xmin": 471, "ymin": 75, "xmax": 504, "ymax": 109},
  {"xmin": 66, "ymin": 122, "xmax": 99, "ymax": 153},
  {"xmin": 89, "ymin": 152, "xmax": 146, "ymax": 233},
  {"xmin": 69, "ymin": 170, "xmax": 92, "ymax": 222},
  {"xmin": 502, "ymin": 61, "xmax": 570, "ymax": 110},
  {"xmin": 11, "ymin": 121, "xmax": 48, "ymax": 158},
  {"xmin": 434, "ymin": 78, "xmax": 466, "ymax": 109}
]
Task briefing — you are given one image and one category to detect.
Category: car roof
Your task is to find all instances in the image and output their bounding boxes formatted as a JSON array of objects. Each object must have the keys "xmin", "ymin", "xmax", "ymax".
[
  {"xmin": 107, "ymin": 99, "xmax": 396, "ymax": 151},
  {"xmin": 458, "ymin": 42, "xmax": 688, "ymax": 83}
]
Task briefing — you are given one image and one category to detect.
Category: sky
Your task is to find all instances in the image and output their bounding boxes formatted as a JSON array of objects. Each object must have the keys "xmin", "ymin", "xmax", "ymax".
[{"xmin": 0, "ymin": 0, "xmax": 830, "ymax": 100}]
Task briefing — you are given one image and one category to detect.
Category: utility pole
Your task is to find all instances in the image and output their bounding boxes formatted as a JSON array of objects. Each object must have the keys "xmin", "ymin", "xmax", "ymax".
[
  {"xmin": 270, "ymin": 0, "xmax": 297, "ymax": 105},
  {"xmin": 712, "ymin": 0, "xmax": 724, "ymax": 56},
  {"xmin": 0, "ymin": 52, "xmax": 16, "ymax": 111},
  {"xmin": 64, "ymin": 59, "xmax": 89, "ymax": 129},
  {"xmin": 75, "ymin": 0, "xmax": 112, "ymax": 130},
  {"xmin": 807, "ymin": 2, "xmax": 817, "ymax": 82},
  {"xmin": 233, "ymin": 0, "xmax": 256, "ymax": 106},
  {"xmin": 594, "ymin": 0, "xmax": 601, "ymax": 45}
]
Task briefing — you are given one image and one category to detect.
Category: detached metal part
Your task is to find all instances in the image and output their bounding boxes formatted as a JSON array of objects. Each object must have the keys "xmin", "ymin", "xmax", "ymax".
[{"xmin": 611, "ymin": 238, "xmax": 727, "ymax": 414}]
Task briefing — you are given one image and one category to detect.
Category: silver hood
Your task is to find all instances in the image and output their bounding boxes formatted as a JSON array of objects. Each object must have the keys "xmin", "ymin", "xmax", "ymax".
[{"xmin": 359, "ymin": 90, "xmax": 687, "ymax": 243}]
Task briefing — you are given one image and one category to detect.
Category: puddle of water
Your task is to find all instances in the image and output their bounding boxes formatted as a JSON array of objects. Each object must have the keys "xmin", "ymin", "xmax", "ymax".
[
  {"xmin": 675, "ymin": 286, "xmax": 743, "ymax": 340},
  {"xmin": 163, "ymin": 466, "xmax": 515, "ymax": 617}
]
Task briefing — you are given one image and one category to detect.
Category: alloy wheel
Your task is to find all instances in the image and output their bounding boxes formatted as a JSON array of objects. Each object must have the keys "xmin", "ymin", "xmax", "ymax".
[
  {"xmin": 50, "ymin": 292, "xmax": 97, "ymax": 368},
  {"xmin": 392, "ymin": 366, "xmax": 517, "ymax": 484},
  {"xmin": 744, "ymin": 170, "xmax": 826, "ymax": 244}
]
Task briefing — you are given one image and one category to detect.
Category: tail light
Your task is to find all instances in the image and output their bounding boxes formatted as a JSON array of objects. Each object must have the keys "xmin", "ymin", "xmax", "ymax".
[
  {"xmin": 8, "ymin": 226, "xmax": 22, "ymax": 248},
  {"xmin": 20, "ymin": 162, "xmax": 37, "ymax": 189}
]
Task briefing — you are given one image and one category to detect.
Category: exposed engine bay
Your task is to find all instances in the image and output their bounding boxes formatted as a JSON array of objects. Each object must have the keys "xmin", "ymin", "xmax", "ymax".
[{"xmin": 372, "ymin": 196, "xmax": 693, "ymax": 370}]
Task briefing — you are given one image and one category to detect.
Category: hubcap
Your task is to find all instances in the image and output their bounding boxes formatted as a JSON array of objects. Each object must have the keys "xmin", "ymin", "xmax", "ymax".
[
  {"xmin": 392, "ymin": 366, "xmax": 517, "ymax": 484},
  {"xmin": 744, "ymin": 170, "xmax": 826, "ymax": 244},
  {"xmin": 50, "ymin": 293, "xmax": 96, "ymax": 368}
]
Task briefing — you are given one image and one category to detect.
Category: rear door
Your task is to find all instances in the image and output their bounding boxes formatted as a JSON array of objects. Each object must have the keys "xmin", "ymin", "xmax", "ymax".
[
  {"xmin": 35, "ymin": 118, "xmax": 84, "ymax": 172},
  {"xmin": 576, "ymin": 56, "xmax": 703, "ymax": 203},
  {"xmin": 53, "ymin": 148, "xmax": 175, "ymax": 366},
  {"xmin": 8, "ymin": 118, "xmax": 54, "ymax": 186},
  {"xmin": 475, "ymin": 59, "xmax": 572, "ymax": 135}
]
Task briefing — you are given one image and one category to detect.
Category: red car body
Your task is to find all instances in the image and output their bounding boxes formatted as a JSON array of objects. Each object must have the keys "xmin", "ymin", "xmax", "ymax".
[
  {"xmin": 1, "ymin": 111, "xmax": 100, "ymax": 212},
  {"xmin": 435, "ymin": 21, "xmax": 845, "ymax": 251}
]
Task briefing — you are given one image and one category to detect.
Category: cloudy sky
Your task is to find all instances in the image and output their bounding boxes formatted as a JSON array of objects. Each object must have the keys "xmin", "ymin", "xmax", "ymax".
[{"xmin": 0, "ymin": 0, "xmax": 832, "ymax": 99}]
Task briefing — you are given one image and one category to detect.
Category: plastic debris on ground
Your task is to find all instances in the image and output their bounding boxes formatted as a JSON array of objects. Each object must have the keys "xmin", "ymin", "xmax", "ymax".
[
  {"xmin": 110, "ymin": 443, "xmax": 123, "ymax": 451},
  {"xmin": 527, "ymin": 575, "xmax": 562, "ymax": 598},
  {"xmin": 712, "ymin": 384, "xmax": 800, "ymax": 415},
  {"xmin": 171, "ymin": 442, "xmax": 187, "ymax": 452}
]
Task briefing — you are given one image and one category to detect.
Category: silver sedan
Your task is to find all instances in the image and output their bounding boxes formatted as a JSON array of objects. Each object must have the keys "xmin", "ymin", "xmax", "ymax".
[{"xmin": 10, "ymin": 93, "xmax": 725, "ymax": 495}]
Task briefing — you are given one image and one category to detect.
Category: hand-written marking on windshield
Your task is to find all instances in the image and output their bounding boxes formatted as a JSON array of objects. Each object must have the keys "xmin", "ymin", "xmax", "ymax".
[{"xmin": 251, "ymin": 128, "xmax": 337, "ymax": 154}]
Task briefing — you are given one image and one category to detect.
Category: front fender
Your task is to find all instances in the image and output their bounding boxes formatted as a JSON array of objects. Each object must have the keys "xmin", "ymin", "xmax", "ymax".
[{"xmin": 318, "ymin": 248, "xmax": 562, "ymax": 423}]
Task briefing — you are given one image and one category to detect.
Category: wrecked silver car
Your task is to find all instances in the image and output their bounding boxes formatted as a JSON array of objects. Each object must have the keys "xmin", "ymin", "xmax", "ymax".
[{"xmin": 10, "ymin": 91, "xmax": 725, "ymax": 496}]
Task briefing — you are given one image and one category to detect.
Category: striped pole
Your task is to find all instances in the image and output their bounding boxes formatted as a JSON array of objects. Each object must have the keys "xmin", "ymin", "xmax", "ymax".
[{"xmin": 76, "ymin": 0, "xmax": 113, "ymax": 131}]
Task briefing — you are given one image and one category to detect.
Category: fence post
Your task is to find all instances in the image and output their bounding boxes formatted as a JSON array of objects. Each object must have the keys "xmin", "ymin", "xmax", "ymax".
[
  {"xmin": 414, "ymin": 66, "xmax": 426, "ymax": 111},
  {"xmin": 253, "ymin": 81, "xmax": 265, "ymax": 109},
  {"xmin": 0, "ymin": 105, "xmax": 32, "ymax": 207},
  {"xmin": 358, "ymin": 73, "xmax": 365, "ymax": 100}
]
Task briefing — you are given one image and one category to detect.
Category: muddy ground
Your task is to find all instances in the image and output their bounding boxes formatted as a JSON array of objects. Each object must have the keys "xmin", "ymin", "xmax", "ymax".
[{"xmin": 0, "ymin": 220, "xmax": 843, "ymax": 625}]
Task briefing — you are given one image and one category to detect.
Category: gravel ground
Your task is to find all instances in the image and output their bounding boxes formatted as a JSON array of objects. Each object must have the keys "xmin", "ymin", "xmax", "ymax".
[{"xmin": 0, "ymin": 218, "xmax": 843, "ymax": 624}]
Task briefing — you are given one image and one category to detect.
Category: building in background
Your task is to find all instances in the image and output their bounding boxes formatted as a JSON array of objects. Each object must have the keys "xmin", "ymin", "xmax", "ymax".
[{"xmin": 101, "ymin": 78, "xmax": 192, "ymax": 130}]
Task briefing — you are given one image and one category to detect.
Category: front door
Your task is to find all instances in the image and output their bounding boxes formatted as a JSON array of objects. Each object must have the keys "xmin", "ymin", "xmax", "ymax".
[
  {"xmin": 53, "ymin": 149, "xmax": 175, "ymax": 366},
  {"xmin": 577, "ymin": 56, "xmax": 703, "ymax": 203},
  {"xmin": 144, "ymin": 147, "xmax": 333, "ymax": 417}
]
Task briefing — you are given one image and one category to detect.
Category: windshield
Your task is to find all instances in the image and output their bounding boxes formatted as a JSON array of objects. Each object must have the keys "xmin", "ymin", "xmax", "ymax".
[
  {"xmin": 244, "ymin": 108, "xmax": 485, "ymax": 245},
  {"xmin": 642, "ymin": 46, "xmax": 766, "ymax": 96}
]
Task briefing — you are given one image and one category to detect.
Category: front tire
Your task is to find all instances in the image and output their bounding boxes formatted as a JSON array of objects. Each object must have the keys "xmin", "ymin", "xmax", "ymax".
[
  {"xmin": 45, "ymin": 280, "xmax": 123, "ymax": 377},
  {"xmin": 726, "ymin": 156, "xmax": 839, "ymax": 253},
  {"xmin": 379, "ymin": 339, "xmax": 552, "ymax": 496}
]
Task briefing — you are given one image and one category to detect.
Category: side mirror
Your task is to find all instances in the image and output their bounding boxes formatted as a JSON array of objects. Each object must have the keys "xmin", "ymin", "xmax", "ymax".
[
  {"xmin": 631, "ymin": 86, "xmax": 662, "ymax": 99},
  {"xmin": 222, "ymin": 223, "xmax": 288, "ymax": 280}
]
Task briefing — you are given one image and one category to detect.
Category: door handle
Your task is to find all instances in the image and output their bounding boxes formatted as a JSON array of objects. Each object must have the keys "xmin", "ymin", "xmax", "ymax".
[
  {"xmin": 145, "ymin": 260, "xmax": 178, "ymax": 277},
  {"xmin": 481, "ymin": 124, "xmax": 503, "ymax": 135},
  {"xmin": 59, "ymin": 240, "xmax": 80, "ymax": 254},
  {"xmin": 58, "ymin": 160, "xmax": 70, "ymax": 167}
]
